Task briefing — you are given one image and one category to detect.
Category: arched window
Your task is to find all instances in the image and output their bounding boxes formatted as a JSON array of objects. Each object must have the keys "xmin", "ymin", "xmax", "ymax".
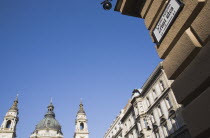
[
  {"xmin": 80, "ymin": 122, "xmax": 84, "ymax": 130},
  {"xmin": 6, "ymin": 120, "xmax": 11, "ymax": 128}
]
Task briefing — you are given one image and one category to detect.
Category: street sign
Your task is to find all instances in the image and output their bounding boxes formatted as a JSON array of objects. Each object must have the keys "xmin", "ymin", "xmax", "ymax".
[{"xmin": 152, "ymin": 0, "xmax": 183, "ymax": 45}]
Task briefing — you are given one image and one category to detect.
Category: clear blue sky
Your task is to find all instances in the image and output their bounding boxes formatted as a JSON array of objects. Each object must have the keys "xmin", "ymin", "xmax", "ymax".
[{"xmin": 0, "ymin": 0, "xmax": 161, "ymax": 137}]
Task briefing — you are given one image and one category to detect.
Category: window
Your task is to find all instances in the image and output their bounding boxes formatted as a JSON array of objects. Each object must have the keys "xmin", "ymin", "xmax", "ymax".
[
  {"xmin": 153, "ymin": 89, "xmax": 157, "ymax": 100},
  {"xmin": 6, "ymin": 120, "xmax": 11, "ymax": 128},
  {"xmin": 165, "ymin": 97, "xmax": 172, "ymax": 109},
  {"xmin": 146, "ymin": 97, "xmax": 151, "ymax": 107},
  {"xmin": 133, "ymin": 130, "xmax": 137, "ymax": 138},
  {"xmin": 131, "ymin": 133, "xmax": 134, "ymax": 138},
  {"xmin": 157, "ymin": 105, "xmax": 163, "ymax": 117},
  {"xmin": 162, "ymin": 123, "xmax": 169, "ymax": 137},
  {"xmin": 143, "ymin": 118, "xmax": 148, "ymax": 128},
  {"xmin": 154, "ymin": 130, "xmax": 160, "ymax": 138},
  {"xmin": 138, "ymin": 121, "xmax": 142, "ymax": 131},
  {"xmin": 150, "ymin": 113, "xmax": 155, "ymax": 123},
  {"xmin": 135, "ymin": 106, "xmax": 139, "ymax": 115},
  {"xmin": 125, "ymin": 123, "xmax": 128, "ymax": 131},
  {"xmin": 159, "ymin": 80, "xmax": 165, "ymax": 91},
  {"xmin": 80, "ymin": 122, "xmax": 84, "ymax": 130},
  {"xmin": 129, "ymin": 119, "xmax": 132, "ymax": 128},
  {"xmin": 140, "ymin": 105, "xmax": 144, "ymax": 113}
]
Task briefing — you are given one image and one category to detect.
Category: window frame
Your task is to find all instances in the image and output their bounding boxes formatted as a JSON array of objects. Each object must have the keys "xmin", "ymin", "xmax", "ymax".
[{"xmin": 159, "ymin": 80, "xmax": 165, "ymax": 92}]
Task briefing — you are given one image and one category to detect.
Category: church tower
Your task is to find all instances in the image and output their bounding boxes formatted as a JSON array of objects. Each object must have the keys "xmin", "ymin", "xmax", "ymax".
[
  {"xmin": 0, "ymin": 95, "xmax": 19, "ymax": 138},
  {"xmin": 74, "ymin": 101, "xmax": 89, "ymax": 138}
]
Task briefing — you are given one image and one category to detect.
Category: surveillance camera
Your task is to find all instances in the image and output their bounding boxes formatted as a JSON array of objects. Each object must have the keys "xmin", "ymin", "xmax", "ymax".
[
  {"xmin": 101, "ymin": 0, "xmax": 112, "ymax": 10},
  {"xmin": 103, "ymin": 1, "xmax": 112, "ymax": 10}
]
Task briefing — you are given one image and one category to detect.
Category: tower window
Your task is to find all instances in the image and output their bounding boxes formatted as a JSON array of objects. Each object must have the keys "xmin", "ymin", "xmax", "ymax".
[
  {"xmin": 6, "ymin": 120, "xmax": 11, "ymax": 128},
  {"xmin": 80, "ymin": 122, "xmax": 84, "ymax": 130}
]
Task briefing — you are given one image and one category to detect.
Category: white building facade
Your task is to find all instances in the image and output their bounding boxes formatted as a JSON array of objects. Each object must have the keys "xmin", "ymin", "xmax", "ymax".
[
  {"xmin": 104, "ymin": 109, "xmax": 124, "ymax": 138},
  {"xmin": 104, "ymin": 63, "xmax": 191, "ymax": 138}
]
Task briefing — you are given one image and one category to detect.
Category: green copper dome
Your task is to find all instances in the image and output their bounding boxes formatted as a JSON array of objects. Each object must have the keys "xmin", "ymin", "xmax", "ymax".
[
  {"xmin": 35, "ymin": 116, "xmax": 62, "ymax": 130},
  {"xmin": 35, "ymin": 102, "xmax": 62, "ymax": 134}
]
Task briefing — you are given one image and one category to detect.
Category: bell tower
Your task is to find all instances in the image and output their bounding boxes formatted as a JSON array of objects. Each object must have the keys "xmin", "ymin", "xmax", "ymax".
[
  {"xmin": 74, "ymin": 100, "xmax": 89, "ymax": 138},
  {"xmin": 0, "ymin": 95, "xmax": 19, "ymax": 138}
]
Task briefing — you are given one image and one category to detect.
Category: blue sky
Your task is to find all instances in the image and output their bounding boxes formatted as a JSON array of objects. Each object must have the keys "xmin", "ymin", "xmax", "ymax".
[{"xmin": 0, "ymin": 0, "xmax": 161, "ymax": 137}]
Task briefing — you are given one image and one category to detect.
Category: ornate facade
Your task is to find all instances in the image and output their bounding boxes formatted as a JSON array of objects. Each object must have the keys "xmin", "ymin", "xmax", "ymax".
[
  {"xmin": 0, "ymin": 99, "xmax": 89, "ymax": 138},
  {"xmin": 114, "ymin": 0, "xmax": 210, "ymax": 137},
  {"xmin": 104, "ymin": 63, "xmax": 191, "ymax": 138}
]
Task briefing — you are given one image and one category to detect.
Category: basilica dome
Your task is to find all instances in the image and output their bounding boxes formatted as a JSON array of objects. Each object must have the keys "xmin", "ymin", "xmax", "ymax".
[
  {"xmin": 30, "ymin": 102, "xmax": 63, "ymax": 138},
  {"xmin": 35, "ymin": 115, "xmax": 62, "ymax": 130}
]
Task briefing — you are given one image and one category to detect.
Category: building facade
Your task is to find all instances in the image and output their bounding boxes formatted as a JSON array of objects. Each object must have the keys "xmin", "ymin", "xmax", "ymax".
[
  {"xmin": 104, "ymin": 109, "xmax": 124, "ymax": 138},
  {"xmin": 104, "ymin": 63, "xmax": 190, "ymax": 138},
  {"xmin": 114, "ymin": 0, "xmax": 210, "ymax": 137}
]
